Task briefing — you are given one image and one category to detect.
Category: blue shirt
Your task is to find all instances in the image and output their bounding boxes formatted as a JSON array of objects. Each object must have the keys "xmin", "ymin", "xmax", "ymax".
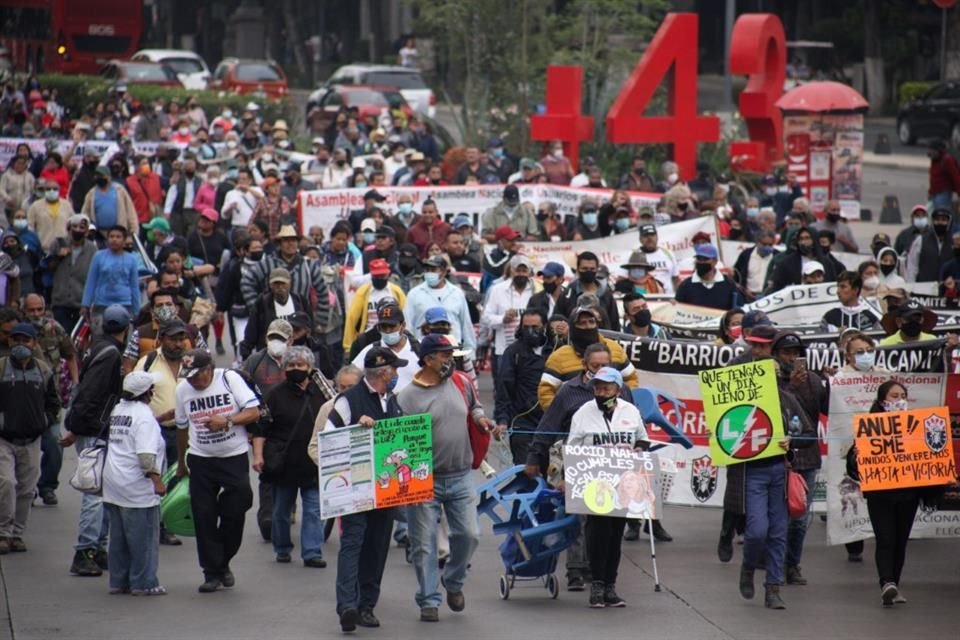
[
  {"xmin": 93, "ymin": 185, "xmax": 119, "ymax": 230},
  {"xmin": 81, "ymin": 249, "xmax": 141, "ymax": 309}
]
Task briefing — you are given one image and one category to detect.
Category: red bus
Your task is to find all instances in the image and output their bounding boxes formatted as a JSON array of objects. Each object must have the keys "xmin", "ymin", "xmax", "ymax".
[{"xmin": 0, "ymin": 0, "xmax": 143, "ymax": 75}]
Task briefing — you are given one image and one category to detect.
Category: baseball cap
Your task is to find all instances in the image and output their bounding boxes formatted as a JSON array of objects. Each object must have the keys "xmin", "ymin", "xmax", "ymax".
[
  {"xmin": 311, "ymin": 136, "xmax": 326, "ymax": 147},
  {"xmin": 694, "ymin": 244, "xmax": 718, "ymax": 260},
  {"xmin": 419, "ymin": 334, "xmax": 467, "ymax": 358},
  {"xmin": 364, "ymin": 189, "xmax": 386, "ymax": 202},
  {"xmin": 910, "ymin": 204, "xmax": 927, "ymax": 217},
  {"xmin": 143, "ymin": 217, "xmax": 171, "ymax": 233},
  {"xmin": 773, "ymin": 332, "xmax": 804, "ymax": 353},
  {"xmin": 364, "ymin": 345, "xmax": 409, "ymax": 369},
  {"xmin": 802, "ymin": 260, "xmax": 825, "ymax": 276},
  {"xmin": 495, "ymin": 225, "xmax": 520, "ymax": 241},
  {"xmin": 103, "ymin": 305, "xmax": 131, "ymax": 333},
  {"xmin": 639, "ymin": 224, "xmax": 657, "ymax": 236},
  {"xmin": 744, "ymin": 325, "xmax": 777, "ymax": 343},
  {"xmin": 932, "ymin": 208, "xmax": 952, "ymax": 220},
  {"xmin": 266, "ymin": 318, "xmax": 293, "ymax": 341},
  {"xmin": 288, "ymin": 312, "xmax": 311, "ymax": 329},
  {"xmin": 487, "ymin": 136, "xmax": 504, "ymax": 148},
  {"xmin": 123, "ymin": 371, "xmax": 158, "ymax": 395},
  {"xmin": 509, "ymin": 254, "xmax": 532, "ymax": 271},
  {"xmin": 537, "ymin": 261, "xmax": 565, "ymax": 278},
  {"xmin": 590, "ymin": 366, "xmax": 623, "ymax": 388},
  {"xmin": 375, "ymin": 225, "xmax": 396, "ymax": 239},
  {"xmin": 369, "ymin": 258, "xmax": 391, "ymax": 276},
  {"xmin": 452, "ymin": 214, "xmax": 472, "ymax": 230},
  {"xmin": 424, "ymin": 307, "xmax": 449, "ymax": 324},
  {"xmin": 159, "ymin": 320, "xmax": 188, "ymax": 337},
  {"xmin": 360, "ymin": 218, "xmax": 377, "ymax": 233},
  {"xmin": 741, "ymin": 310, "xmax": 771, "ymax": 329},
  {"xmin": 377, "ymin": 302, "xmax": 404, "ymax": 325},
  {"xmin": 503, "ymin": 184, "xmax": 520, "ymax": 205},
  {"xmin": 898, "ymin": 299, "xmax": 925, "ymax": 318},
  {"xmin": 269, "ymin": 267, "xmax": 292, "ymax": 284},
  {"xmin": 422, "ymin": 255, "xmax": 448, "ymax": 269},
  {"xmin": 179, "ymin": 348, "xmax": 213, "ymax": 379},
  {"xmin": 200, "ymin": 208, "xmax": 219, "ymax": 223},
  {"xmin": 10, "ymin": 322, "xmax": 36, "ymax": 339},
  {"xmin": 519, "ymin": 158, "xmax": 536, "ymax": 170},
  {"xmin": 571, "ymin": 306, "xmax": 600, "ymax": 323},
  {"xmin": 95, "ymin": 165, "xmax": 110, "ymax": 177}
]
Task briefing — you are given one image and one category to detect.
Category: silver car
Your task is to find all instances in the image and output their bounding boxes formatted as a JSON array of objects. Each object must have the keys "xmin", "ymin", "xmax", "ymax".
[{"xmin": 320, "ymin": 64, "xmax": 436, "ymax": 117}]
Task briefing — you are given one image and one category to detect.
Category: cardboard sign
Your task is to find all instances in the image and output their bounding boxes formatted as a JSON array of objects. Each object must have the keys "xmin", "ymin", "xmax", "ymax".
[
  {"xmin": 698, "ymin": 359, "xmax": 785, "ymax": 466},
  {"xmin": 318, "ymin": 413, "xmax": 433, "ymax": 519},
  {"xmin": 563, "ymin": 445, "xmax": 662, "ymax": 519},
  {"xmin": 854, "ymin": 406, "xmax": 956, "ymax": 492}
]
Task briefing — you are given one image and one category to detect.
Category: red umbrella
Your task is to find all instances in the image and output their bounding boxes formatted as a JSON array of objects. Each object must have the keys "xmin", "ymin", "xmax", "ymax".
[{"xmin": 776, "ymin": 81, "xmax": 869, "ymax": 113}]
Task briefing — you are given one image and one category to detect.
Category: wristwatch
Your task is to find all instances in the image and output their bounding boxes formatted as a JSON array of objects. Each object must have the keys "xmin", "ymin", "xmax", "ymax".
[{"xmin": 226, "ymin": 416, "xmax": 234, "ymax": 430}]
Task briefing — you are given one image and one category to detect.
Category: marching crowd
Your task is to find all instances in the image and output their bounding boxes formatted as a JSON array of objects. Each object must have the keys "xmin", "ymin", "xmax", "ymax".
[{"xmin": 0, "ymin": 76, "xmax": 958, "ymax": 631}]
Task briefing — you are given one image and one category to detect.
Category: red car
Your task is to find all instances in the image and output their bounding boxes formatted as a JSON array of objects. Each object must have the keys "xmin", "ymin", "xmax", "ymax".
[
  {"xmin": 209, "ymin": 58, "xmax": 289, "ymax": 99},
  {"xmin": 306, "ymin": 84, "xmax": 415, "ymax": 123},
  {"xmin": 100, "ymin": 60, "xmax": 181, "ymax": 87}
]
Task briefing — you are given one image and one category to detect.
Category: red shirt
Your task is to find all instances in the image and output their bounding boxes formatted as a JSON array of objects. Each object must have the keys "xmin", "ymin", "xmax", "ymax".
[
  {"xmin": 406, "ymin": 218, "xmax": 451, "ymax": 257},
  {"xmin": 126, "ymin": 173, "xmax": 163, "ymax": 223},
  {"xmin": 929, "ymin": 154, "xmax": 960, "ymax": 198},
  {"xmin": 41, "ymin": 166, "xmax": 70, "ymax": 197}
]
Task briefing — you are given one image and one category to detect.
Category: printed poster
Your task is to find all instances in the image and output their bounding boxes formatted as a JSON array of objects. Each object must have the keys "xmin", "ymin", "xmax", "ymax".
[
  {"xmin": 563, "ymin": 445, "xmax": 662, "ymax": 519},
  {"xmin": 318, "ymin": 413, "xmax": 433, "ymax": 519},
  {"xmin": 698, "ymin": 360, "xmax": 785, "ymax": 466},
  {"xmin": 853, "ymin": 406, "xmax": 956, "ymax": 492}
]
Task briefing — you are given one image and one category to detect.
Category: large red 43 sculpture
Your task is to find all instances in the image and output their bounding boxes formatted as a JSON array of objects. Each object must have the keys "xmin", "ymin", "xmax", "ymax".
[{"xmin": 530, "ymin": 12, "xmax": 786, "ymax": 180}]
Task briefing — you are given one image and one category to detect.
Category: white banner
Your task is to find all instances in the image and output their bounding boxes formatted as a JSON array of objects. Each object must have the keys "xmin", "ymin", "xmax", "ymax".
[
  {"xmin": 719, "ymin": 240, "xmax": 866, "ymax": 273},
  {"xmin": 0, "ymin": 137, "xmax": 206, "ymax": 169}
]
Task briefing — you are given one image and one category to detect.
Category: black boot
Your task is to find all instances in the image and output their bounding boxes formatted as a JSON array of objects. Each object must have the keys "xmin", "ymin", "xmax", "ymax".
[
  {"xmin": 765, "ymin": 585, "xmax": 786, "ymax": 609},
  {"xmin": 644, "ymin": 520, "xmax": 672, "ymax": 542},
  {"xmin": 718, "ymin": 533, "xmax": 734, "ymax": 563},
  {"xmin": 739, "ymin": 567, "xmax": 755, "ymax": 600},
  {"xmin": 623, "ymin": 520, "xmax": 640, "ymax": 541}
]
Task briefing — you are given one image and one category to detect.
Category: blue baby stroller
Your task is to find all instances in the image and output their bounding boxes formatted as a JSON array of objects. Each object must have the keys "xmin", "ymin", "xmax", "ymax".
[{"xmin": 477, "ymin": 465, "xmax": 580, "ymax": 600}]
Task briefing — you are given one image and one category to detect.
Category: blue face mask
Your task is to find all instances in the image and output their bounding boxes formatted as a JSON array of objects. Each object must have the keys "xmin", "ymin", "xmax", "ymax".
[
  {"xmin": 746, "ymin": 207, "xmax": 759, "ymax": 219},
  {"xmin": 756, "ymin": 245, "xmax": 774, "ymax": 257},
  {"xmin": 386, "ymin": 374, "xmax": 399, "ymax": 393},
  {"xmin": 582, "ymin": 212, "xmax": 598, "ymax": 227},
  {"xmin": 381, "ymin": 329, "xmax": 401, "ymax": 346},
  {"xmin": 628, "ymin": 268, "xmax": 648, "ymax": 280},
  {"xmin": 424, "ymin": 272, "xmax": 441, "ymax": 287},
  {"xmin": 615, "ymin": 218, "xmax": 631, "ymax": 232},
  {"xmin": 491, "ymin": 147, "xmax": 504, "ymax": 159},
  {"xmin": 633, "ymin": 285, "xmax": 647, "ymax": 296},
  {"xmin": 398, "ymin": 203, "xmax": 413, "ymax": 215},
  {"xmin": 362, "ymin": 232, "xmax": 375, "ymax": 244}
]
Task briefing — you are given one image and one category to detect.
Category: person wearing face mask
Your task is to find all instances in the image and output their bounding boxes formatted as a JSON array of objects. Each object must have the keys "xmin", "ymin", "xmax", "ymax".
[
  {"xmin": 122, "ymin": 289, "xmax": 203, "ymax": 374},
  {"xmin": 819, "ymin": 271, "xmax": 882, "ymax": 333},
  {"xmin": 0, "ymin": 229, "xmax": 35, "ymax": 296},
  {"xmin": 382, "ymin": 141, "xmax": 408, "ymax": 183},
  {"xmin": 81, "ymin": 167, "xmax": 139, "ymax": 237},
  {"xmin": 894, "ymin": 205, "xmax": 929, "ymax": 255},
  {"xmin": 240, "ymin": 267, "xmax": 313, "ymax": 360},
  {"xmin": 484, "ymin": 136, "xmax": 515, "ymax": 184},
  {"xmin": 676, "ymin": 244, "xmax": 739, "ymax": 310},
  {"xmin": 556, "ymin": 251, "xmax": 620, "ymax": 329},
  {"xmin": 351, "ymin": 304, "xmax": 419, "ymax": 392},
  {"xmin": 539, "ymin": 140, "xmax": 574, "ymax": 185},
  {"xmin": 163, "ymin": 156, "xmax": 204, "ymax": 238},
  {"xmin": 619, "ymin": 155, "xmax": 656, "ymax": 192},
  {"xmin": 572, "ymin": 201, "xmax": 604, "ymax": 240},
  {"xmin": 621, "ymin": 294, "xmax": 670, "ymax": 339},
  {"xmin": 125, "ymin": 157, "xmax": 164, "ymax": 225},
  {"xmin": 482, "ymin": 254, "xmax": 537, "ymax": 379},
  {"xmin": 343, "ymin": 259, "xmax": 406, "ymax": 352},
  {"xmin": 906, "ymin": 208, "xmax": 955, "ymax": 282},
  {"xmin": 715, "ymin": 308, "xmax": 745, "ymax": 345},
  {"xmin": 67, "ymin": 149, "xmax": 99, "ymax": 211},
  {"xmin": 765, "ymin": 227, "xmax": 835, "ymax": 294},
  {"xmin": 814, "ymin": 229, "xmax": 849, "ymax": 277},
  {"xmin": 733, "ymin": 230, "xmax": 778, "ymax": 297},
  {"xmin": 875, "ymin": 247, "xmax": 906, "ymax": 289},
  {"xmin": 480, "ymin": 185, "xmax": 538, "ymax": 243},
  {"xmin": 48, "ymin": 214, "xmax": 97, "ymax": 330},
  {"xmin": 879, "ymin": 300, "xmax": 938, "ymax": 346},
  {"xmin": 404, "ymin": 255, "xmax": 476, "ymax": 354},
  {"xmin": 280, "ymin": 162, "xmax": 316, "ymax": 203},
  {"xmin": 251, "ymin": 346, "xmax": 328, "ymax": 568},
  {"xmin": 527, "ymin": 261, "xmax": 566, "ymax": 320},
  {"xmin": 812, "ymin": 200, "xmax": 858, "ymax": 252},
  {"xmin": 26, "ymin": 178, "xmax": 73, "ymax": 249}
]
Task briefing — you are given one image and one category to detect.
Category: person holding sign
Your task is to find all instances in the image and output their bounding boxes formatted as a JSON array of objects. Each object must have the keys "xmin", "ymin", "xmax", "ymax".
[{"xmin": 567, "ymin": 366, "xmax": 648, "ymax": 609}]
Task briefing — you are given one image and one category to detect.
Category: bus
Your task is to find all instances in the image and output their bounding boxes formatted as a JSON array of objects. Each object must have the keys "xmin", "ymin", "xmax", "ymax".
[{"xmin": 0, "ymin": 0, "xmax": 143, "ymax": 75}]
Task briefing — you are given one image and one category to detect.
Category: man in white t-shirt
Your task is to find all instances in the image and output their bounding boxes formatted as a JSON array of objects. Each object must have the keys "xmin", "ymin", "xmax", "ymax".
[
  {"xmin": 221, "ymin": 168, "xmax": 263, "ymax": 231},
  {"xmin": 637, "ymin": 224, "xmax": 680, "ymax": 295},
  {"xmin": 175, "ymin": 349, "xmax": 261, "ymax": 594},
  {"xmin": 352, "ymin": 305, "xmax": 418, "ymax": 393}
]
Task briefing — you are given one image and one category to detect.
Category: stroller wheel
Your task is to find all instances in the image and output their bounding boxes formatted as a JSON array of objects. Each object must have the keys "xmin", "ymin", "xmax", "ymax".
[
  {"xmin": 498, "ymin": 575, "xmax": 510, "ymax": 600},
  {"xmin": 546, "ymin": 574, "xmax": 559, "ymax": 599}
]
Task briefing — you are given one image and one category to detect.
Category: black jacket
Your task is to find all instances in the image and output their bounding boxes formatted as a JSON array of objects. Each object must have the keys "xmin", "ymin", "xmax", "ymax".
[
  {"xmin": 240, "ymin": 291, "xmax": 312, "ymax": 360},
  {"xmin": 494, "ymin": 339, "xmax": 551, "ymax": 428},
  {"xmin": 65, "ymin": 336, "xmax": 124, "ymax": 437},
  {"xmin": 765, "ymin": 250, "xmax": 838, "ymax": 294},
  {"xmin": 555, "ymin": 281, "xmax": 619, "ymax": 329},
  {"xmin": 0, "ymin": 356, "xmax": 60, "ymax": 442},
  {"xmin": 527, "ymin": 290, "xmax": 563, "ymax": 321},
  {"xmin": 256, "ymin": 380, "xmax": 326, "ymax": 488},
  {"xmin": 675, "ymin": 276, "xmax": 740, "ymax": 310},
  {"xmin": 732, "ymin": 246, "xmax": 780, "ymax": 291},
  {"xmin": 915, "ymin": 229, "xmax": 954, "ymax": 282}
]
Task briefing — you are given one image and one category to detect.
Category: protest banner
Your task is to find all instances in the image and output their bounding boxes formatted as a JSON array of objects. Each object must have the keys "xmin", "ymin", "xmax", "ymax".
[
  {"xmin": 698, "ymin": 360, "xmax": 785, "ymax": 466},
  {"xmin": 0, "ymin": 136, "xmax": 214, "ymax": 170},
  {"xmin": 825, "ymin": 372, "xmax": 960, "ymax": 543},
  {"xmin": 563, "ymin": 445, "xmax": 662, "ymax": 519},
  {"xmin": 853, "ymin": 406, "xmax": 956, "ymax": 492},
  {"xmin": 318, "ymin": 413, "xmax": 433, "ymax": 519},
  {"xmin": 719, "ymin": 239, "xmax": 864, "ymax": 273}
]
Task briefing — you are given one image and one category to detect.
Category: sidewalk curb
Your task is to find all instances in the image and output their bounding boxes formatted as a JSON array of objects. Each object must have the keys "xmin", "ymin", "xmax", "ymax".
[{"xmin": 862, "ymin": 152, "xmax": 927, "ymax": 171}]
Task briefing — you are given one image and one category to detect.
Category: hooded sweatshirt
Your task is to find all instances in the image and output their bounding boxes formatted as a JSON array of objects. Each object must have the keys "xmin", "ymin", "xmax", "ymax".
[{"xmin": 876, "ymin": 246, "xmax": 907, "ymax": 289}]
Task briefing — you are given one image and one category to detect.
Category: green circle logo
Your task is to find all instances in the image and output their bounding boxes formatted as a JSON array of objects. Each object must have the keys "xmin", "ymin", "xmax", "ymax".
[{"xmin": 716, "ymin": 405, "xmax": 774, "ymax": 459}]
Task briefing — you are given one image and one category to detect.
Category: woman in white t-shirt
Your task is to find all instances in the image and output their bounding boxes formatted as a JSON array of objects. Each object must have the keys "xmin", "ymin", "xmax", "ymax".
[{"xmin": 103, "ymin": 371, "xmax": 168, "ymax": 596}]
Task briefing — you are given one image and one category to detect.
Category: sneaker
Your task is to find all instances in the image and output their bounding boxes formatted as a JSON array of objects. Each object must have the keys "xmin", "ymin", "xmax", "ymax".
[
  {"xmin": 339, "ymin": 607, "xmax": 359, "ymax": 632},
  {"xmin": 589, "ymin": 581, "xmax": 606, "ymax": 608},
  {"xmin": 276, "ymin": 553, "xmax": 292, "ymax": 563},
  {"xmin": 131, "ymin": 586, "xmax": 168, "ymax": 596},
  {"xmin": 603, "ymin": 584, "xmax": 626, "ymax": 607},
  {"xmin": 358, "ymin": 609, "xmax": 380, "ymax": 628},
  {"xmin": 198, "ymin": 576, "xmax": 222, "ymax": 593},
  {"xmin": 420, "ymin": 606, "xmax": 439, "ymax": 622},
  {"xmin": 717, "ymin": 535, "xmax": 734, "ymax": 563},
  {"xmin": 94, "ymin": 548, "xmax": 109, "ymax": 571},
  {"xmin": 848, "ymin": 552, "xmax": 863, "ymax": 563},
  {"xmin": 648, "ymin": 520, "xmax": 673, "ymax": 542},
  {"xmin": 881, "ymin": 582, "xmax": 898, "ymax": 607},
  {"xmin": 893, "ymin": 590, "xmax": 907, "ymax": 604},
  {"xmin": 739, "ymin": 567, "xmax": 755, "ymax": 600},
  {"xmin": 567, "ymin": 575, "xmax": 586, "ymax": 591},
  {"xmin": 785, "ymin": 565, "xmax": 807, "ymax": 586},
  {"xmin": 159, "ymin": 531, "xmax": 182, "ymax": 546},
  {"xmin": 764, "ymin": 585, "xmax": 786, "ymax": 609},
  {"xmin": 216, "ymin": 341, "xmax": 226, "ymax": 356},
  {"xmin": 222, "ymin": 569, "xmax": 235, "ymax": 588},
  {"xmin": 623, "ymin": 521, "xmax": 640, "ymax": 541},
  {"xmin": 70, "ymin": 549, "xmax": 103, "ymax": 577},
  {"xmin": 447, "ymin": 590, "xmax": 465, "ymax": 612},
  {"xmin": 303, "ymin": 557, "xmax": 327, "ymax": 568},
  {"xmin": 0, "ymin": 538, "xmax": 8, "ymax": 555},
  {"xmin": 8, "ymin": 537, "xmax": 26, "ymax": 553},
  {"xmin": 40, "ymin": 490, "xmax": 58, "ymax": 506}
]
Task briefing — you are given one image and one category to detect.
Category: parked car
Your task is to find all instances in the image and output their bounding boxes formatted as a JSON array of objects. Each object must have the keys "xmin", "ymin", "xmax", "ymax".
[
  {"xmin": 305, "ymin": 84, "xmax": 415, "ymax": 128},
  {"xmin": 897, "ymin": 80, "xmax": 960, "ymax": 146},
  {"xmin": 209, "ymin": 58, "xmax": 288, "ymax": 99},
  {"xmin": 317, "ymin": 64, "xmax": 436, "ymax": 117},
  {"xmin": 100, "ymin": 60, "xmax": 181, "ymax": 87},
  {"xmin": 132, "ymin": 49, "xmax": 211, "ymax": 90}
]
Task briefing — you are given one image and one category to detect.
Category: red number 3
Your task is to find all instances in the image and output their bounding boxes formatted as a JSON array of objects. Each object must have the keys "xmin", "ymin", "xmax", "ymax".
[{"xmin": 728, "ymin": 14, "xmax": 786, "ymax": 173}]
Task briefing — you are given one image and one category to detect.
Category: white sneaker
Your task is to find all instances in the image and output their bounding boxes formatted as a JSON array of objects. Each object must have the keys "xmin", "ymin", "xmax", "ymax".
[{"xmin": 881, "ymin": 582, "xmax": 898, "ymax": 607}]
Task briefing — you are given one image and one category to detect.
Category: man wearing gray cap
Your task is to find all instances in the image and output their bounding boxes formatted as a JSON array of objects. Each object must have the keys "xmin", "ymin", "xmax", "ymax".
[
  {"xmin": 482, "ymin": 253, "xmax": 535, "ymax": 379},
  {"xmin": 240, "ymin": 267, "xmax": 313, "ymax": 360}
]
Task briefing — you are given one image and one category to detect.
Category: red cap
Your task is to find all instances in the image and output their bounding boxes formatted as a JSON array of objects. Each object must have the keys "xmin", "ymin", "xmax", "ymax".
[
  {"xmin": 200, "ymin": 208, "xmax": 219, "ymax": 222},
  {"xmin": 369, "ymin": 258, "xmax": 390, "ymax": 276},
  {"xmin": 495, "ymin": 225, "xmax": 521, "ymax": 241}
]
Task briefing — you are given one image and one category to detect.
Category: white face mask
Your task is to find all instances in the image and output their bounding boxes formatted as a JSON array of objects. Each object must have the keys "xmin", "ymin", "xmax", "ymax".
[
  {"xmin": 267, "ymin": 339, "xmax": 287, "ymax": 359},
  {"xmin": 261, "ymin": 153, "xmax": 273, "ymax": 163},
  {"xmin": 552, "ymin": 148, "xmax": 564, "ymax": 158},
  {"xmin": 667, "ymin": 173, "xmax": 679, "ymax": 184},
  {"xmin": 863, "ymin": 275, "xmax": 880, "ymax": 289},
  {"xmin": 883, "ymin": 398, "xmax": 909, "ymax": 412}
]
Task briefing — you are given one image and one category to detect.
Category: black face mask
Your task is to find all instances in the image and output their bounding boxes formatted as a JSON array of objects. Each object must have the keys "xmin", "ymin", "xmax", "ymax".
[
  {"xmin": 797, "ymin": 244, "xmax": 813, "ymax": 256},
  {"xmin": 632, "ymin": 309, "xmax": 651, "ymax": 327},
  {"xmin": 248, "ymin": 251, "xmax": 263, "ymax": 261},
  {"xmin": 95, "ymin": 177, "xmax": 109, "ymax": 187},
  {"xmin": 873, "ymin": 243, "xmax": 889, "ymax": 255},
  {"xmin": 542, "ymin": 281, "xmax": 558, "ymax": 294},
  {"xmin": 536, "ymin": 212, "xmax": 548, "ymax": 221},
  {"xmin": 827, "ymin": 214, "xmax": 841, "ymax": 223},
  {"xmin": 286, "ymin": 369, "xmax": 309, "ymax": 385},
  {"xmin": 71, "ymin": 231, "xmax": 87, "ymax": 242},
  {"xmin": 695, "ymin": 262, "xmax": 713, "ymax": 278},
  {"xmin": 371, "ymin": 276, "xmax": 388, "ymax": 290},
  {"xmin": 880, "ymin": 263, "xmax": 896, "ymax": 276},
  {"xmin": 161, "ymin": 346, "xmax": 184, "ymax": 361},
  {"xmin": 729, "ymin": 228, "xmax": 742, "ymax": 240},
  {"xmin": 595, "ymin": 395, "xmax": 617, "ymax": 413},
  {"xmin": 901, "ymin": 320, "xmax": 922, "ymax": 337},
  {"xmin": 934, "ymin": 223, "xmax": 950, "ymax": 236},
  {"xmin": 184, "ymin": 170, "xmax": 195, "ymax": 179},
  {"xmin": 520, "ymin": 327, "xmax": 547, "ymax": 349},
  {"xmin": 399, "ymin": 258, "xmax": 418, "ymax": 273},
  {"xmin": 579, "ymin": 270, "xmax": 596, "ymax": 285},
  {"xmin": 512, "ymin": 275, "xmax": 529, "ymax": 289},
  {"xmin": 293, "ymin": 335, "xmax": 309, "ymax": 347},
  {"xmin": 570, "ymin": 326, "xmax": 599, "ymax": 353},
  {"xmin": 820, "ymin": 244, "xmax": 831, "ymax": 254}
]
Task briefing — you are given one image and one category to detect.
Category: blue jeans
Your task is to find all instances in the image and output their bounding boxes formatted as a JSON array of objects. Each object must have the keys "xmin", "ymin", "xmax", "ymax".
[
  {"xmin": 407, "ymin": 471, "xmax": 480, "ymax": 608},
  {"xmin": 785, "ymin": 468, "xmax": 818, "ymax": 568},
  {"xmin": 75, "ymin": 436, "xmax": 109, "ymax": 550},
  {"xmin": 38, "ymin": 421, "xmax": 63, "ymax": 493},
  {"xmin": 336, "ymin": 507, "xmax": 394, "ymax": 614},
  {"xmin": 743, "ymin": 460, "xmax": 788, "ymax": 586},
  {"xmin": 930, "ymin": 191, "xmax": 953, "ymax": 211},
  {"xmin": 272, "ymin": 485, "xmax": 324, "ymax": 560},
  {"xmin": 106, "ymin": 504, "xmax": 160, "ymax": 591},
  {"xmin": 393, "ymin": 507, "xmax": 408, "ymax": 543}
]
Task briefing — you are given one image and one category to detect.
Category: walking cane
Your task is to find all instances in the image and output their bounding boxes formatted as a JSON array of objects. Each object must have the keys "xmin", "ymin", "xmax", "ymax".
[{"xmin": 647, "ymin": 516, "xmax": 661, "ymax": 592}]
